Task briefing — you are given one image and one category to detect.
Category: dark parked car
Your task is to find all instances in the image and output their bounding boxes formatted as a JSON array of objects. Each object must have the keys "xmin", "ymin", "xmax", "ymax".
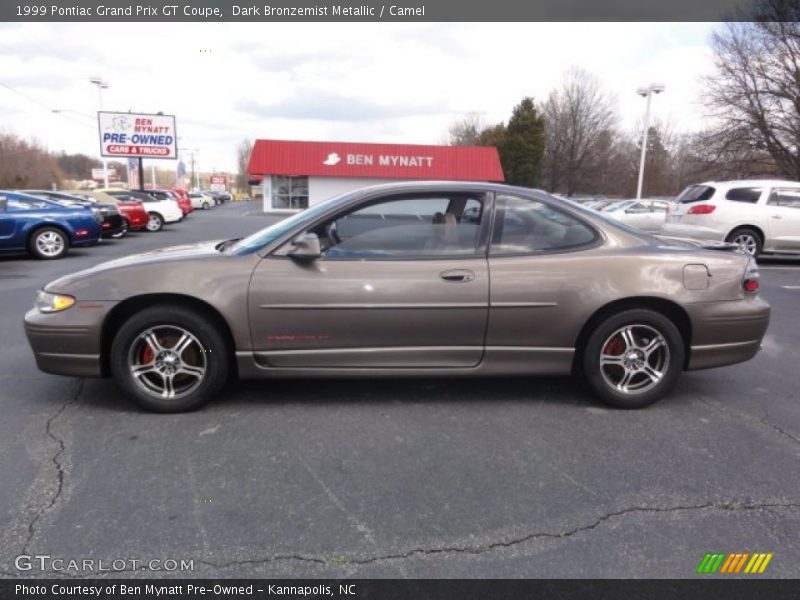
[
  {"xmin": 24, "ymin": 182, "xmax": 769, "ymax": 412},
  {"xmin": 21, "ymin": 190, "xmax": 127, "ymax": 239},
  {"xmin": 1, "ymin": 191, "xmax": 102, "ymax": 259}
]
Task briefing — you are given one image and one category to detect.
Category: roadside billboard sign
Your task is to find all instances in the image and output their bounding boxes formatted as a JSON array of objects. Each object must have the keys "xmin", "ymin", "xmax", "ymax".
[
  {"xmin": 91, "ymin": 167, "xmax": 117, "ymax": 181},
  {"xmin": 210, "ymin": 174, "xmax": 227, "ymax": 192},
  {"xmin": 98, "ymin": 111, "xmax": 177, "ymax": 159}
]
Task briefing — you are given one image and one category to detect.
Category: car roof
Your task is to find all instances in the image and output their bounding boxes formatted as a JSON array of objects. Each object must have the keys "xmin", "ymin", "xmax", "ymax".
[{"xmin": 696, "ymin": 179, "xmax": 800, "ymax": 188}]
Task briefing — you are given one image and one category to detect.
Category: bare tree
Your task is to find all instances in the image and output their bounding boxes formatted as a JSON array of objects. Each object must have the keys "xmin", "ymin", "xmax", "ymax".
[
  {"xmin": 236, "ymin": 138, "xmax": 253, "ymax": 191},
  {"xmin": 702, "ymin": 0, "xmax": 800, "ymax": 179},
  {"xmin": 0, "ymin": 132, "xmax": 64, "ymax": 189},
  {"xmin": 542, "ymin": 68, "xmax": 618, "ymax": 195},
  {"xmin": 446, "ymin": 112, "xmax": 485, "ymax": 146}
]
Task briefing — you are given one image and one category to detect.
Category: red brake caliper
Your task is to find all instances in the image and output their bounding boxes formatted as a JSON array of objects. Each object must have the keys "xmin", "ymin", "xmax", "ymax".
[
  {"xmin": 141, "ymin": 341, "xmax": 155, "ymax": 364},
  {"xmin": 603, "ymin": 336, "xmax": 624, "ymax": 356}
]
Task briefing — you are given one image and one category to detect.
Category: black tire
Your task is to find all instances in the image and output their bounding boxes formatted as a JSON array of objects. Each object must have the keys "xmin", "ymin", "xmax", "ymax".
[
  {"xmin": 725, "ymin": 227, "xmax": 763, "ymax": 258},
  {"xmin": 109, "ymin": 220, "xmax": 129, "ymax": 239},
  {"xmin": 581, "ymin": 308, "xmax": 685, "ymax": 409},
  {"xmin": 28, "ymin": 227, "xmax": 70, "ymax": 260},
  {"xmin": 109, "ymin": 305, "xmax": 230, "ymax": 412},
  {"xmin": 202, "ymin": 201, "xmax": 210, "ymax": 210},
  {"xmin": 145, "ymin": 212, "xmax": 164, "ymax": 232}
]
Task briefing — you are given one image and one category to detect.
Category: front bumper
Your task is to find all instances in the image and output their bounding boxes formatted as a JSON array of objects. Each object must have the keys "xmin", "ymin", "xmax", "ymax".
[
  {"xmin": 686, "ymin": 296, "xmax": 770, "ymax": 370},
  {"xmin": 24, "ymin": 302, "xmax": 115, "ymax": 378}
]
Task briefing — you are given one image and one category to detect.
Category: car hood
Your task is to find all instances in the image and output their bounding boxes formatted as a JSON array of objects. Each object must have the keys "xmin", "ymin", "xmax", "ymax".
[{"xmin": 45, "ymin": 240, "xmax": 227, "ymax": 291}]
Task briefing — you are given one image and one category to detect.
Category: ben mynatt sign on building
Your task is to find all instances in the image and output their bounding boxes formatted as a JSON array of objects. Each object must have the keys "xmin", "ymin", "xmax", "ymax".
[{"xmin": 97, "ymin": 111, "xmax": 177, "ymax": 159}]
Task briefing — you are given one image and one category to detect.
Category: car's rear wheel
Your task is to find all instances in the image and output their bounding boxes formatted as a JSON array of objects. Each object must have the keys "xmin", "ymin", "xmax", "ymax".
[
  {"xmin": 109, "ymin": 220, "xmax": 128, "ymax": 239},
  {"xmin": 726, "ymin": 227, "xmax": 762, "ymax": 258},
  {"xmin": 582, "ymin": 308, "xmax": 684, "ymax": 409},
  {"xmin": 109, "ymin": 305, "xmax": 229, "ymax": 412},
  {"xmin": 29, "ymin": 227, "xmax": 69, "ymax": 260},
  {"xmin": 146, "ymin": 212, "xmax": 164, "ymax": 232}
]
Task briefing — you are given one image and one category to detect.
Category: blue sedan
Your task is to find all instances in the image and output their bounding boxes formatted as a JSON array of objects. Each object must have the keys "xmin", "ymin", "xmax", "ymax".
[{"xmin": 0, "ymin": 191, "xmax": 102, "ymax": 259}]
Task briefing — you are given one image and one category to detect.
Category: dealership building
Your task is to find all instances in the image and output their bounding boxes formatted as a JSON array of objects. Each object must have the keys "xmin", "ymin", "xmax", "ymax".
[{"xmin": 247, "ymin": 139, "xmax": 505, "ymax": 213}]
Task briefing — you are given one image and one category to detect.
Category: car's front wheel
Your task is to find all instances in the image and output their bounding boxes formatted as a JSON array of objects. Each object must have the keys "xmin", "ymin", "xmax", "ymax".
[
  {"xmin": 109, "ymin": 305, "xmax": 230, "ymax": 412},
  {"xmin": 202, "ymin": 201, "xmax": 210, "ymax": 210},
  {"xmin": 146, "ymin": 212, "xmax": 164, "ymax": 232},
  {"xmin": 581, "ymin": 308, "xmax": 684, "ymax": 409},
  {"xmin": 29, "ymin": 227, "xmax": 69, "ymax": 260}
]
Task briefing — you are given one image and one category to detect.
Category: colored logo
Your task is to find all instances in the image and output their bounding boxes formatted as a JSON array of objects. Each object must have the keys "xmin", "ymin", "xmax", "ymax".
[
  {"xmin": 322, "ymin": 152, "xmax": 341, "ymax": 166},
  {"xmin": 696, "ymin": 552, "xmax": 773, "ymax": 574}
]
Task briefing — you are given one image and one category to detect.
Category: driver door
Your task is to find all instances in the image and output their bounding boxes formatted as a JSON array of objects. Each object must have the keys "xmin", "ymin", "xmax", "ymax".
[{"xmin": 247, "ymin": 192, "xmax": 490, "ymax": 368}]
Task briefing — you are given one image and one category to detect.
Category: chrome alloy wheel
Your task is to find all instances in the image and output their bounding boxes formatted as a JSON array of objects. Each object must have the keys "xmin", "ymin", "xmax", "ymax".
[
  {"xmin": 731, "ymin": 233, "xmax": 758, "ymax": 255},
  {"xmin": 36, "ymin": 230, "xmax": 65, "ymax": 257},
  {"xmin": 128, "ymin": 326, "xmax": 207, "ymax": 399},
  {"xmin": 599, "ymin": 324, "xmax": 670, "ymax": 395}
]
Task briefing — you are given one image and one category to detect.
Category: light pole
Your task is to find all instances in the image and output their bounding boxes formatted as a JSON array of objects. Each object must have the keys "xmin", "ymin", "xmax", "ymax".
[
  {"xmin": 89, "ymin": 76, "xmax": 110, "ymax": 188},
  {"xmin": 635, "ymin": 83, "xmax": 665, "ymax": 200},
  {"xmin": 180, "ymin": 147, "xmax": 199, "ymax": 190}
]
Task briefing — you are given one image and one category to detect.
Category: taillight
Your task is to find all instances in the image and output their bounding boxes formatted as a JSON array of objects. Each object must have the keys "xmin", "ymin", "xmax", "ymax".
[
  {"xmin": 743, "ymin": 279, "xmax": 759, "ymax": 293},
  {"xmin": 687, "ymin": 204, "xmax": 716, "ymax": 215}
]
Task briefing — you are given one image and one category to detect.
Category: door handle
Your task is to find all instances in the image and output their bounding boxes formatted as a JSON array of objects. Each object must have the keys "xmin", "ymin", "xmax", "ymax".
[
  {"xmin": 771, "ymin": 214, "xmax": 782, "ymax": 219},
  {"xmin": 440, "ymin": 269, "xmax": 475, "ymax": 283}
]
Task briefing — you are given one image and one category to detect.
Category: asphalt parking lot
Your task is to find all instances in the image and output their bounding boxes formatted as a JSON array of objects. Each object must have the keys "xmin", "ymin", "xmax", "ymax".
[{"xmin": 1, "ymin": 200, "xmax": 799, "ymax": 579}]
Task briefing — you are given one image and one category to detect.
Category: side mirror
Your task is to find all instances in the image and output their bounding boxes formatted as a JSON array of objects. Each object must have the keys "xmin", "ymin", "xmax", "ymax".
[{"xmin": 288, "ymin": 232, "xmax": 321, "ymax": 260}]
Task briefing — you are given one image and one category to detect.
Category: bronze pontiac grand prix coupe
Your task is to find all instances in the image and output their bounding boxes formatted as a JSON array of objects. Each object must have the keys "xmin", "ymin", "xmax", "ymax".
[{"xmin": 25, "ymin": 182, "xmax": 770, "ymax": 412}]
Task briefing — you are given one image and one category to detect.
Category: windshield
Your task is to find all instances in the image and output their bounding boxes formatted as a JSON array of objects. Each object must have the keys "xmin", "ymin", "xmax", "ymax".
[
  {"xmin": 601, "ymin": 200, "xmax": 634, "ymax": 212},
  {"xmin": 228, "ymin": 189, "xmax": 365, "ymax": 254}
]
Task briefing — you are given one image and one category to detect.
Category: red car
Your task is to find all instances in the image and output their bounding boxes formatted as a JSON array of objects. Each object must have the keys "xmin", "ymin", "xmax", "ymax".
[
  {"xmin": 155, "ymin": 187, "xmax": 193, "ymax": 215},
  {"xmin": 65, "ymin": 190, "xmax": 149, "ymax": 235}
]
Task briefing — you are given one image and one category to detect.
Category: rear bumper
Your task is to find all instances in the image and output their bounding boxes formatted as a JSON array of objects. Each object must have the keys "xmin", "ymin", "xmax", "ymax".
[
  {"xmin": 24, "ymin": 304, "xmax": 114, "ymax": 378},
  {"xmin": 121, "ymin": 210, "xmax": 149, "ymax": 230},
  {"xmin": 662, "ymin": 223, "xmax": 726, "ymax": 242},
  {"xmin": 101, "ymin": 214, "xmax": 126, "ymax": 237},
  {"xmin": 686, "ymin": 297, "xmax": 770, "ymax": 370}
]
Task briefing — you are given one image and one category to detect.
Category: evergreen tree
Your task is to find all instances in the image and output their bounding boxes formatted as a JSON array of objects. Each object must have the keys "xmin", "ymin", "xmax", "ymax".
[{"xmin": 498, "ymin": 97, "xmax": 545, "ymax": 187}]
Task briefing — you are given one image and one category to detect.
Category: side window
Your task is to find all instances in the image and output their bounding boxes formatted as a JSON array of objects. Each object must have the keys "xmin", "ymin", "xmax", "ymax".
[
  {"xmin": 725, "ymin": 187, "xmax": 762, "ymax": 203},
  {"xmin": 312, "ymin": 193, "xmax": 486, "ymax": 259},
  {"xmin": 490, "ymin": 195, "xmax": 597, "ymax": 255},
  {"xmin": 768, "ymin": 188, "xmax": 800, "ymax": 209}
]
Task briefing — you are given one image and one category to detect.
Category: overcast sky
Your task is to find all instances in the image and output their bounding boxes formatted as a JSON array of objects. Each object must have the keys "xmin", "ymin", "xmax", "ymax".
[{"xmin": 0, "ymin": 22, "xmax": 717, "ymax": 174}]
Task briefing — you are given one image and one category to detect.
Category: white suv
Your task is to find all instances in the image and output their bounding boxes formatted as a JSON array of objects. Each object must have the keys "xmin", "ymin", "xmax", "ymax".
[{"xmin": 666, "ymin": 179, "xmax": 800, "ymax": 257}]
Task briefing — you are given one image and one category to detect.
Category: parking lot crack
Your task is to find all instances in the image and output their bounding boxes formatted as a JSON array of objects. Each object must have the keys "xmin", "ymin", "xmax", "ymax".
[
  {"xmin": 759, "ymin": 397, "xmax": 800, "ymax": 447},
  {"xmin": 20, "ymin": 379, "xmax": 83, "ymax": 556},
  {"xmin": 699, "ymin": 395, "xmax": 800, "ymax": 449},
  {"xmin": 197, "ymin": 500, "xmax": 800, "ymax": 570}
]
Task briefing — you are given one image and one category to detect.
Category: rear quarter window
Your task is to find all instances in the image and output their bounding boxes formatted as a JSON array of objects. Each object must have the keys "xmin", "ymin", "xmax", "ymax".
[{"xmin": 725, "ymin": 187, "xmax": 762, "ymax": 203}]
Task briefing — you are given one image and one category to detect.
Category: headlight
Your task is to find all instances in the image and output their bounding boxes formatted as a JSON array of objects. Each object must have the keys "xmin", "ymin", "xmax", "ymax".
[
  {"xmin": 35, "ymin": 291, "xmax": 76, "ymax": 313},
  {"xmin": 90, "ymin": 207, "xmax": 104, "ymax": 223}
]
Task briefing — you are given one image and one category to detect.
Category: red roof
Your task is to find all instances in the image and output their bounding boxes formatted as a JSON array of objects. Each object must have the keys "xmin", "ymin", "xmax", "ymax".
[{"xmin": 248, "ymin": 139, "xmax": 504, "ymax": 182}]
